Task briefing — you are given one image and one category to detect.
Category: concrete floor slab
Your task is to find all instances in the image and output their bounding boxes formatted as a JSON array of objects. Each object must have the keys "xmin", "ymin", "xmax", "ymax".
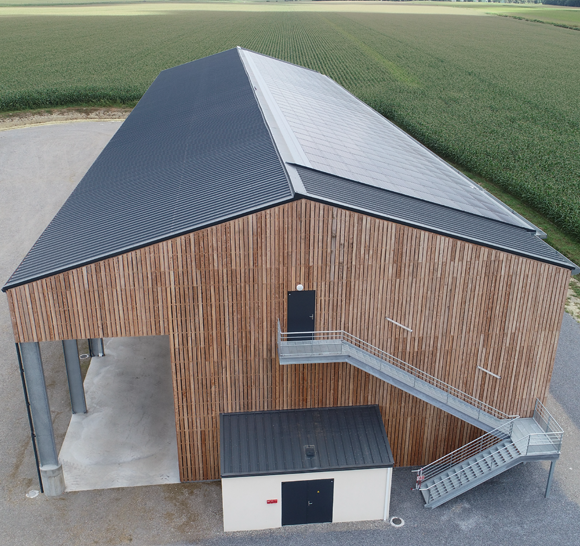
[{"xmin": 59, "ymin": 335, "xmax": 180, "ymax": 491}]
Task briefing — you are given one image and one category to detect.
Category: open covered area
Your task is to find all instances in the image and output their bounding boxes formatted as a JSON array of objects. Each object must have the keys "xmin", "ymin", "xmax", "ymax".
[{"xmin": 59, "ymin": 336, "xmax": 179, "ymax": 492}]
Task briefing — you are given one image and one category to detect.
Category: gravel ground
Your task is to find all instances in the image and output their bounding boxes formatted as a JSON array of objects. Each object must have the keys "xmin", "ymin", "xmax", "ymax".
[{"xmin": 1, "ymin": 122, "xmax": 579, "ymax": 546}]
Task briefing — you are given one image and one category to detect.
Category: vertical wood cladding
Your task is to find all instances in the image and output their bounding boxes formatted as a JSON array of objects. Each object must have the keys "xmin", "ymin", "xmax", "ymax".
[{"xmin": 7, "ymin": 200, "xmax": 570, "ymax": 481}]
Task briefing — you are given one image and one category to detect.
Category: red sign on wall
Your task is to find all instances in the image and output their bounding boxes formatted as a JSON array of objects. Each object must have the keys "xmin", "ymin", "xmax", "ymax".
[{"xmin": 267, "ymin": 499, "xmax": 278, "ymax": 504}]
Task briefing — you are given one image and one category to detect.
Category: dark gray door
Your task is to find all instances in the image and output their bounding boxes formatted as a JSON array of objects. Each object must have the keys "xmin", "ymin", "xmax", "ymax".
[
  {"xmin": 287, "ymin": 290, "xmax": 315, "ymax": 340},
  {"xmin": 281, "ymin": 479, "xmax": 334, "ymax": 526}
]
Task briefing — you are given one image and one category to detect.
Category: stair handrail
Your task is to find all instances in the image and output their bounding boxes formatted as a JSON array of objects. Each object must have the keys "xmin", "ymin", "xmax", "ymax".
[
  {"xmin": 277, "ymin": 321, "xmax": 518, "ymax": 422},
  {"xmin": 419, "ymin": 429, "xmax": 563, "ymax": 504},
  {"xmin": 523, "ymin": 431, "xmax": 563, "ymax": 454},
  {"xmin": 418, "ymin": 436, "xmax": 524, "ymax": 503},
  {"xmin": 414, "ymin": 417, "xmax": 519, "ymax": 487},
  {"xmin": 533, "ymin": 399, "xmax": 564, "ymax": 435}
]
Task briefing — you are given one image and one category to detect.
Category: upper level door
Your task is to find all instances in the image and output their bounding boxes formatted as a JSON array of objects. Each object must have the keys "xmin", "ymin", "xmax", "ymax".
[{"xmin": 287, "ymin": 290, "xmax": 315, "ymax": 340}]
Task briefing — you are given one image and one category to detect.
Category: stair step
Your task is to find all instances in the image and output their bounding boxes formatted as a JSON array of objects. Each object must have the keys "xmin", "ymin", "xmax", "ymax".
[
  {"xmin": 460, "ymin": 464, "xmax": 475, "ymax": 481},
  {"xmin": 448, "ymin": 472, "xmax": 461, "ymax": 489},
  {"xmin": 489, "ymin": 450, "xmax": 502, "ymax": 467},
  {"xmin": 440, "ymin": 476, "xmax": 454, "ymax": 492},
  {"xmin": 503, "ymin": 448, "xmax": 514, "ymax": 460},
  {"xmin": 506, "ymin": 443, "xmax": 518, "ymax": 458},
  {"xmin": 473, "ymin": 460, "xmax": 485, "ymax": 477},
  {"xmin": 478, "ymin": 454, "xmax": 492, "ymax": 471},
  {"xmin": 468, "ymin": 465, "xmax": 479, "ymax": 479}
]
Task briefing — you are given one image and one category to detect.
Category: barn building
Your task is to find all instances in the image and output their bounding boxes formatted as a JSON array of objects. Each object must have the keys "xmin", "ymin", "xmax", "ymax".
[{"xmin": 4, "ymin": 48, "xmax": 575, "ymax": 517}]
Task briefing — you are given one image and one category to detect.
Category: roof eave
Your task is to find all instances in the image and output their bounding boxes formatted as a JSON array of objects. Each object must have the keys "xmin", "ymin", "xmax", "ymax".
[
  {"xmin": 2, "ymin": 194, "xmax": 297, "ymax": 292},
  {"xmin": 295, "ymin": 192, "xmax": 578, "ymax": 275}
]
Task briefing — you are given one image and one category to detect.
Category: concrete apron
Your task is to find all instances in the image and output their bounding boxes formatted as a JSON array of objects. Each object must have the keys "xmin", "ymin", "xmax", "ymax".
[{"xmin": 59, "ymin": 336, "xmax": 180, "ymax": 491}]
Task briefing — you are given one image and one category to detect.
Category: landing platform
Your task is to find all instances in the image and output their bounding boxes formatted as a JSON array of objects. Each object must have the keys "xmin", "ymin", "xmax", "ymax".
[
  {"xmin": 511, "ymin": 418, "xmax": 561, "ymax": 457},
  {"xmin": 59, "ymin": 336, "xmax": 180, "ymax": 491}
]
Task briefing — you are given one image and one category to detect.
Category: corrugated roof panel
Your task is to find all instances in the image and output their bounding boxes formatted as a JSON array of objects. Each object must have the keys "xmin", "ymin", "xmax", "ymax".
[
  {"xmin": 4, "ymin": 48, "xmax": 293, "ymax": 290},
  {"xmin": 5, "ymin": 48, "xmax": 576, "ymax": 291},
  {"xmin": 242, "ymin": 50, "xmax": 531, "ymax": 229},
  {"xmin": 220, "ymin": 406, "xmax": 394, "ymax": 478},
  {"xmin": 296, "ymin": 165, "xmax": 577, "ymax": 271}
]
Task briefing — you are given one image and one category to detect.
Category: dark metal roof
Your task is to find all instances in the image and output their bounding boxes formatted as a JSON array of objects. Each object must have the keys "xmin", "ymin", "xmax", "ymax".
[
  {"xmin": 3, "ymin": 48, "xmax": 293, "ymax": 290},
  {"xmin": 295, "ymin": 165, "xmax": 578, "ymax": 273},
  {"xmin": 4, "ymin": 48, "xmax": 577, "ymax": 291},
  {"xmin": 220, "ymin": 405, "xmax": 394, "ymax": 478}
]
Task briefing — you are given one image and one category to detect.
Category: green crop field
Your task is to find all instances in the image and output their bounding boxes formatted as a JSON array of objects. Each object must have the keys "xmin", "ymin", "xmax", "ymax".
[{"xmin": 1, "ymin": 2, "xmax": 579, "ymax": 247}]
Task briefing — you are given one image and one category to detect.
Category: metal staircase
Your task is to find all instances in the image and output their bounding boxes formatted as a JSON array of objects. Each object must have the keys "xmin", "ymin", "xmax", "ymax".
[
  {"xmin": 276, "ymin": 322, "xmax": 516, "ymax": 432},
  {"xmin": 416, "ymin": 402, "xmax": 563, "ymax": 508},
  {"xmin": 276, "ymin": 322, "xmax": 563, "ymax": 508}
]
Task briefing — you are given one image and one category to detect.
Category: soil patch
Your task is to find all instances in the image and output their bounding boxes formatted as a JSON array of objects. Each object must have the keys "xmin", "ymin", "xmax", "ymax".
[
  {"xmin": 0, "ymin": 107, "xmax": 131, "ymax": 131},
  {"xmin": 566, "ymin": 277, "xmax": 580, "ymax": 324}
]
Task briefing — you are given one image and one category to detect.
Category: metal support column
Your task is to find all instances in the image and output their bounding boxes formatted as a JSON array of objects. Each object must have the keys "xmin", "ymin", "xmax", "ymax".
[
  {"xmin": 88, "ymin": 338, "xmax": 105, "ymax": 357},
  {"xmin": 62, "ymin": 340, "xmax": 87, "ymax": 414},
  {"xmin": 545, "ymin": 460, "xmax": 556, "ymax": 498},
  {"xmin": 18, "ymin": 342, "xmax": 65, "ymax": 496},
  {"xmin": 16, "ymin": 344, "xmax": 43, "ymax": 493}
]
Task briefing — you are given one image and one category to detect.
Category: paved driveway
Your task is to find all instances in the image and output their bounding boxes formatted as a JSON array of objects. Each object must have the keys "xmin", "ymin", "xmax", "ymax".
[{"xmin": 1, "ymin": 122, "xmax": 579, "ymax": 546}]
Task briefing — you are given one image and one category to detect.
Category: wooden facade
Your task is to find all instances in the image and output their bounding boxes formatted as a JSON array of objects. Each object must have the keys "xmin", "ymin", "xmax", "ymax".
[{"xmin": 6, "ymin": 200, "xmax": 570, "ymax": 482}]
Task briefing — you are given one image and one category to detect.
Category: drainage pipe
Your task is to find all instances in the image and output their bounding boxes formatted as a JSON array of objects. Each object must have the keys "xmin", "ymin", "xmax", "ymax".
[
  {"xmin": 17, "ymin": 342, "xmax": 65, "ymax": 496},
  {"xmin": 88, "ymin": 338, "xmax": 105, "ymax": 357},
  {"xmin": 16, "ymin": 343, "xmax": 43, "ymax": 494},
  {"xmin": 383, "ymin": 467, "xmax": 393, "ymax": 521}
]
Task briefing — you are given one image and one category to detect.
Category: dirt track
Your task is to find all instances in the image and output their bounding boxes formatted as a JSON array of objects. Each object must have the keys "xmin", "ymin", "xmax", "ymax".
[{"xmin": 0, "ymin": 107, "xmax": 132, "ymax": 131}]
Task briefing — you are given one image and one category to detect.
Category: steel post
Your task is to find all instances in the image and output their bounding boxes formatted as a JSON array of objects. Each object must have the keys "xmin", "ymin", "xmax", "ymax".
[
  {"xmin": 18, "ymin": 342, "xmax": 65, "ymax": 496},
  {"xmin": 62, "ymin": 340, "xmax": 87, "ymax": 414},
  {"xmin": 545, "ymin": 460, "xmax": 556, "ymax": 498},
  {"xmin": 88, "ymin": 338, "xmax": 105, "ymax": 357}
]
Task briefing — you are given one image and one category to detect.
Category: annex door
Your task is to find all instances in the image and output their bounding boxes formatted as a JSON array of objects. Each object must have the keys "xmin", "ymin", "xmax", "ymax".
[
  {"xmin": 287, "ymin": 290, "xmax": 315, "ymax": 340},
  {"xmin": 281, "ymin": 479, "xmax": 334, "ymax": 526}
]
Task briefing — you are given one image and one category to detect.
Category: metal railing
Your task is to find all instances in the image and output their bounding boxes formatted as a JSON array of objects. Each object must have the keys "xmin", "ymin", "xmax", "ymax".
[
  {"xmin": 534, "ymin": 398, "xmax": 564, "ymax": 434},
  {"xmin": 277, "ymin": 320, "xmax": 516, "ymax": 421},
  {"xmin": 419, "ymin": 437, "xmax": 522, "ymax": 504},
  {"xmin": 531, "ymin": 399, "xmax": 564, "ymax": 453},
  {"xmin": 419, "ymin": 428, "xmax": 563, "ymax": 504},
  {"xmin": 414, "ymin": 418, "xmax": 518, "ymax": 487},
  {"xmin": 417, "ymin": 399, "xmax": 564, "ymax": 503}
]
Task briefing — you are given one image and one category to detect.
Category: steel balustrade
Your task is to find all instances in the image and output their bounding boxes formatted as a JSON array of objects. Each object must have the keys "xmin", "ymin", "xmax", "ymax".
[
  {"xmin": 276, "ymin": 321, "xmax": 563, "ymax": 507},
  {"xmin": 416, "ymin": 399, "xmax": 563, "ymax": 505},
  {"xmin": 277, "ymin": 320, "xmax": 516, "ymax": 421},
  {"xmin": 414, "ymin": 418, "xmax": 518, "ymax": 486}
]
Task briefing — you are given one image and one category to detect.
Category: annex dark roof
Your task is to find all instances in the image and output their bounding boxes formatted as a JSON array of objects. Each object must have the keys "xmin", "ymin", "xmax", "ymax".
[
  {"xmin": 4, "ymin": 47, "xmax": 577, "ymax": 290},
  {"xmin": 220, "ymin": 405, "xmax": 394, "ymax": 478}
]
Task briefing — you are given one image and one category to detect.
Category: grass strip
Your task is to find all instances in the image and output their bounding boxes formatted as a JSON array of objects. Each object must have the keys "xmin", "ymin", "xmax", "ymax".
[
  {"xmin": 458, "ymin": 166, "xmax": 580, "ymax": 279},
  {"xmin": 496, "ymin": 13, "xmax": 580, "ymax": 32}
]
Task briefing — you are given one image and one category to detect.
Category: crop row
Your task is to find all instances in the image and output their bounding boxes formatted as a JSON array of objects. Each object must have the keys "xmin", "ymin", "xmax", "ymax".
[{"xmin": 1, "ymin": 11, "xmax": 579, "ymax": 241}]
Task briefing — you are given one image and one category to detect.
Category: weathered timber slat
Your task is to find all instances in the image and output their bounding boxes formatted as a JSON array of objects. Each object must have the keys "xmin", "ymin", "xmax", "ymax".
[{"xmin": 5, "ymin": 200, "xmax": 570, "ymax": 481}]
